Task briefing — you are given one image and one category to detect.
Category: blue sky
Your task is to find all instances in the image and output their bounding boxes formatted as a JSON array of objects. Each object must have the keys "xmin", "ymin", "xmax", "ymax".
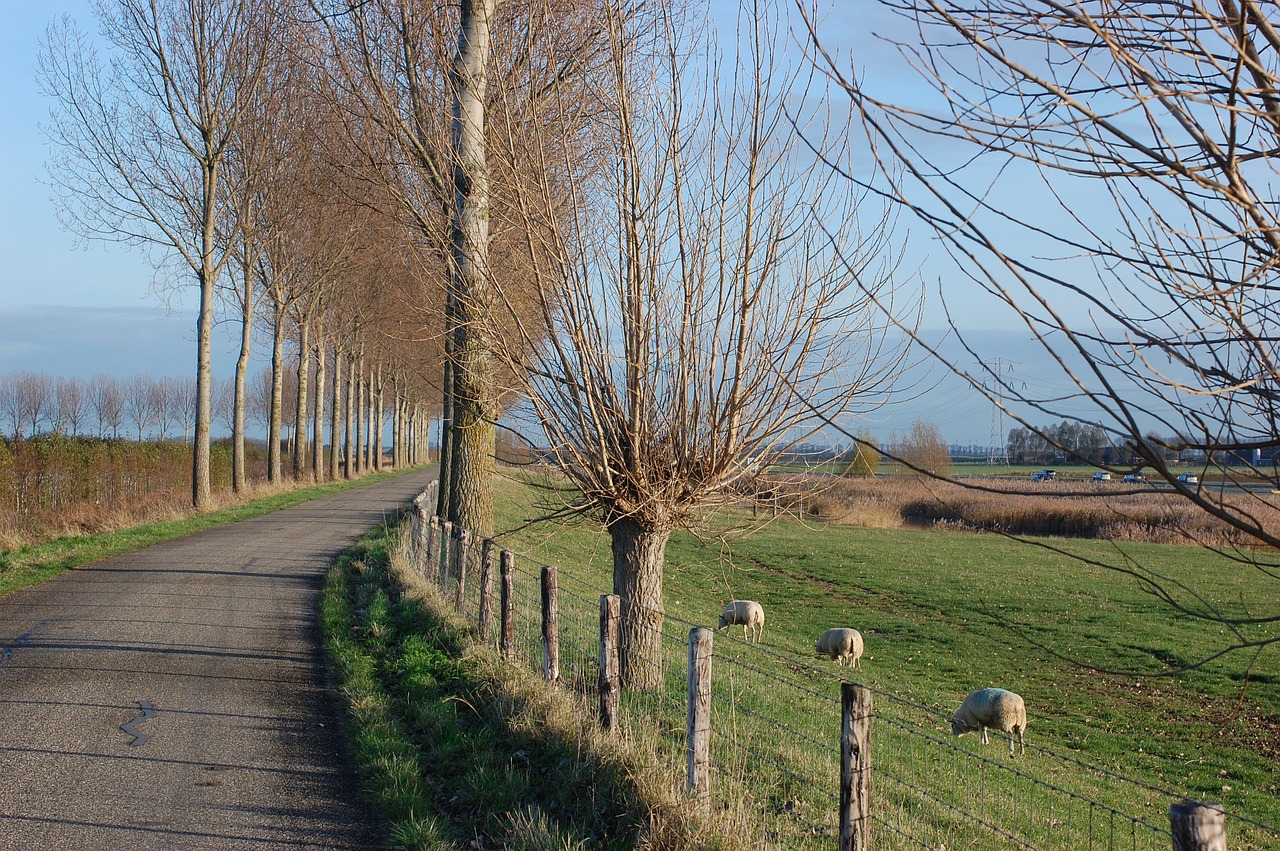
[{"xmin": 0, "ymin": 1, "xmax": 1045, "ymax": 448}]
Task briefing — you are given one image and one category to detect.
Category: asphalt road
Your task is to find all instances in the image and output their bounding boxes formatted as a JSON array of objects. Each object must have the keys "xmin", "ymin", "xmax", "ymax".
[{"xmin": 0, "ymin": 470, "xmax": 435, "ymax": 850}]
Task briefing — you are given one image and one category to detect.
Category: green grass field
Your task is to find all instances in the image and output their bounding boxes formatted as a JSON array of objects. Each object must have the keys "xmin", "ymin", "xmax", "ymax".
[{"xmin": 486, "ymin": 474, "xmax": 1280, "ymax": 849}]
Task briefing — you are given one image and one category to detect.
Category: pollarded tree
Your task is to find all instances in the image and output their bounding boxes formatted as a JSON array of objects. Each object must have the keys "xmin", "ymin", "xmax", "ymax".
[
  {"xmin": 498, "ymin": 0, "xmax": 916, "ymax": 687},
  {"xmin": 800, "ymin": 0, "xmax": 1280, "ymax": 658},
  {"xmin": 41, "ymin": 0, "xmax": 280, "ymax": 507}
]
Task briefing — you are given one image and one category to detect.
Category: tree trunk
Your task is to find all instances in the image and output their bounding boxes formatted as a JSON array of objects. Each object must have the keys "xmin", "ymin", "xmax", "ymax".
[
  {"xmin": 329, "ymin": 346, "xmax": 342, "ymax": 482},
  {"xmin": 192, "ymin": 161, "xmax": 218, "ymax": 510},
  {"xmin": 231, "ymin": 259, "xmax": 253, "ymax": 494},
  {"xmin": 608, "ymin": 515, "xmax": 670, "ymax": 690},
  {"xmin": 354, "ymin": 351, "xmax": 365, "ymax": 476},
  {"xmin": 344, "ymin": 349, "xmax": 356, "ymax": 479},
  {"xmin": 373, "ymin": 366, "xmax": 383, "ymax": 471},
  {"xmin": 293, "ymin": 321, "xmax": 310, "ymax": 481},
  {"xmin": 268, "ymin": 302, "xmax": 286, "ymax": 483},
  {"xmin": 437, "ymin": 358, "xmax": 453, "ymax": 518},
  {"xmin": 312, "ymin": 338, "xmax": 326, "ymax": 483},
  {"xmin": 445, "ymin": 0, "xmax": 497, "ymax": 537}
]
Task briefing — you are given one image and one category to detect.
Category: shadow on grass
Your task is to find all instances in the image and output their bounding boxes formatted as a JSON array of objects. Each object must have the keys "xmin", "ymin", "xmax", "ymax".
[{"xmin": 323, "ymin": 520, "xmax": 708, "ymax": 851}]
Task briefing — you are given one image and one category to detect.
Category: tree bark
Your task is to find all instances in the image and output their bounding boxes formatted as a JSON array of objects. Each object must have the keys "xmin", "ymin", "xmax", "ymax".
[
  {"xmin": 344, "ymin": 348, "xmax": 356, "ymax": 479},
  {"xmin": 192, "ymin": 157, "xmax": 219, "ymax": 509},
  {"xmin": 445, "ymin": 0, "xmax": 497, "ymax": 537},
  {"xmin": 354, "ymin": 351, "xmax": 364, "ymax": 476},
  {"xmin": 312, "ymin": 337, "xmax": 326, "ymax": 483},
  {"xmin": 373, "ymin": 365, "xmax": 383, "ymax": 471},
  {"xmin": 609, "ymin": 515, "xmax": 670, "ymax": 690},
  {"xmin": 268, "ymin": 302, "xmax": 286, "ymax": 482},
  {"xmin": 292, "ymin": 320, "xmax": 310, "ymax": 481},
  {"xmin": 232, "ymin": 257, "xmax": 254, "ymax": 494},
  {"xmin": 329, "ymin": 346, "xmax": 342, "ymax": 482}
]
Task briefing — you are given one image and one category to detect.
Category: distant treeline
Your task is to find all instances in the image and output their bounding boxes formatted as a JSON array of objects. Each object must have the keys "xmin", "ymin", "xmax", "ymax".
[{"xmin": 0, "ymin": 369, "xmax": 320, "ymax": 443}]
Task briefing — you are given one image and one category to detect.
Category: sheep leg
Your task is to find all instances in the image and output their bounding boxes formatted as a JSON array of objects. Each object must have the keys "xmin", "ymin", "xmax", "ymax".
[{"xmin": 980, "ymin": 726, "xmax": 990, "ymax": 745}]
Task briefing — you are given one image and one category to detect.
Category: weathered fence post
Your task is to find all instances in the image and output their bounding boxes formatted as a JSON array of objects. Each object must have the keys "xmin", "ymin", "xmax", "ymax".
[
  {"xmin": 599, "ymin": 594, "xmax": 620, "ymax": 732},
  {"xmin": 439, "ymin": 521, "xmax": 454, "ymax": 590},
  {"xmin": 500, "ymin": 549, "xmax": 515, "ymax": 661},
  {"xmin": 425, "ymin": 516, "xmax": 439, "ymax": 580},
  {"xmin": 408, "ymin": 502, "xmax": 421, "ymax": 569},
  {"xmin": 1170, "ymin": 801, "xmax": 1226, "ymax": 851},
  {"xmin": 478, "ymin": 539, "xmax": 495, "ymax": 642},
  {"xmin": 687, "ymin": 626, "xmax": 713, "ymax": 809},
  {"xmin": 455, "ymin": 529, "xmax": 470, "ymax": 614},
  {"xmin": 541, "ymin": 565, "xmax": 559, "ymax": 685},
  {"xmin": 840, "ymin": 682, "xmax": 873, "ymax": 851},
  {"xmin": 414, "ymin": 503, "xmax": 429, "ymax": 572}
]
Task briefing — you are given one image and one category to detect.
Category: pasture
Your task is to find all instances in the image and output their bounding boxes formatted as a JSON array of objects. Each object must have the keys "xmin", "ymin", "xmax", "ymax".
[{"xmin": 487, "ymin": 474, "xmax": 1279, "ymax": 846}]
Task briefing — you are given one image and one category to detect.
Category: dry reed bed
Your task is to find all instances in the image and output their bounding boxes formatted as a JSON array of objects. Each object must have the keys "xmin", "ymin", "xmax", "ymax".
[
  {"xmin": 796, "ymin": 475, "xmax": 1280, "ymax": 548},
  {"xmin": 0, "ymin": 435, "xmax": 266, "ymax": 550}
]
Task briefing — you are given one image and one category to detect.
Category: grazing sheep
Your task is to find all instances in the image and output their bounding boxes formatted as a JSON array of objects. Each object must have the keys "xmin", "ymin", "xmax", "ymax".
[
  {"xmin": 951, "ymin": 688, "xmax": 1027, "ymax": 756},
  {"xmin": 815, "ymin": 628, "xmax": 865, "ymax": 668},
  {"xmin": 717, "ymin": 600, "xmax": 765, "ymax": 643}
]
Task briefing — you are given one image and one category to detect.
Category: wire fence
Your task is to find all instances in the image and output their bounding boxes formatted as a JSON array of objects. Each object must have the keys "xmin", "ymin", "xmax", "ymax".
[{"xmin": 407, "ymin": 489, "xmax": 1277, "ymax": 850}]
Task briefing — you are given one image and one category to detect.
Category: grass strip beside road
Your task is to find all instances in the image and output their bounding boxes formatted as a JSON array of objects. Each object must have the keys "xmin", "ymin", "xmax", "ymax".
[
  {"xmin": 321, "ymin": 519, "xmax": 712, "ymax": 851},
  {"xmin": 0, "ymin": 470, "xmax": 412, "ymax": 597}
]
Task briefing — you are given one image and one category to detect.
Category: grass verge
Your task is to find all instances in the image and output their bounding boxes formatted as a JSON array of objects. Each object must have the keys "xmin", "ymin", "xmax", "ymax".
[
  {"xmin": 321, "ymin": 514, "xmax": 720, "ymax": 850},
  {"xmin": 487, "ymin": 471, "xmax": 1280, "ymax": 848},
  {"xmin": 0, "ymin": 469, "xmax": 415, "ymax": 597}
]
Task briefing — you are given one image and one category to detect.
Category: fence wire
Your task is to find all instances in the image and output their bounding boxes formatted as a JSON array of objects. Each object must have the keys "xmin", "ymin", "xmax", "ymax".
[{"xmin": 406, "ymin": 497, "xmax": 1279, "ymax": 851}]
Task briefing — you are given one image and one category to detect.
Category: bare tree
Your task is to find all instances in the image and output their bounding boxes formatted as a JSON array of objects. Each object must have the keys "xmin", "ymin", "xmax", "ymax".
[
  {"xmin": 55, "ymin": 376, "xmax": 88, "ymax": 436},
  {"xmin": 42, "ymin": 0, "xmax": 279, "ymax": 507},
  {"xmin": 499, "ymin": 1, "xmax": 915, "ymax": 686},
  {"xmin": 88, "ymin": 373, "xmax": 124, "ymax": 439},
  {"xmin": 15, "ymin": 372, "xmax": 54, "ymax": 439},
  {"xmin": 896, "ymin": 420, "xmax": 952, "ymax": 480},
  {"xmin": 315, "ymin": 0, "xmax": 606, "ymax": 534},
  {"xmin": 124, "ymin": 374, "xmax": 158, "ymax": 441},
  {"xmin": 0, "ymin": 373, "xmax": 22, "ymax": 439},
  {"xmin": 800, "ymin": 0, "xmax": 1280, "ymax": 656},
  {"xmin": 171, "ymin": 376, "xmax": 198, "ymax": 443}
]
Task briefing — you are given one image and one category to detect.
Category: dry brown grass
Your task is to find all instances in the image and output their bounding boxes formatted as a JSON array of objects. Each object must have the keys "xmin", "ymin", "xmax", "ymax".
[
  {"xmin": 0, "ymin": 476, "xmax": 303, "ymax": 552},
  {"xmin": 388, "ymin": 531, "xmax": 749, "ymax": 849},
  {"xmin": 800, "ymin": 475, "xmax": 1279, "ymax": 547}
]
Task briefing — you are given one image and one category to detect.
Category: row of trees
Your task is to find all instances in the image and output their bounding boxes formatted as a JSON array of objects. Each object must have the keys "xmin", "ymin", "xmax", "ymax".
[
  {"xmin": 44, "ymin": 0, "xmax": 1279, "ymax": 674},
  {"xmin": 0, "ymin": 372, "xmax": 196, "ymax": 441},
  {"xmin": 0, "ymin": 369, "xmax": 424, "ymax": 460},
  {"xmin": 41, "ymin": 0, "xmax": 917, "ymax": 685}
]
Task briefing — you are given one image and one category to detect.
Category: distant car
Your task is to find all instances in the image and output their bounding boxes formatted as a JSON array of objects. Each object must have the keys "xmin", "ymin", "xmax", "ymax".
[
  {"xmin": 1176, "ymin": 473, "xmax": 1199, "ymax": 485},
  {"xmin": 1122, "ymin": 473, "xmax": 1146, "ymax": 483},
  {"xmin": 1031, "ymin": 469, "xmax": 1057, "ymax": 482},
  {"xmin": 1092, "ymin": 471, "xmax": 1111, "ymax": 482}
]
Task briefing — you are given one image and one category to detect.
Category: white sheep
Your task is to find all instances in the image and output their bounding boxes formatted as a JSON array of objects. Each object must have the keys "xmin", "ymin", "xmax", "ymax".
[
  {"xmin": 950, "ymin": 688, "xmax": 1027, "ymax": 756},
  {"xmin": 717, "ymin": 600, "xmax": 764, "ymax": 643},
  {"xmin": 815, "ymin": 628, "xmax": 864, "ymax": 668}
]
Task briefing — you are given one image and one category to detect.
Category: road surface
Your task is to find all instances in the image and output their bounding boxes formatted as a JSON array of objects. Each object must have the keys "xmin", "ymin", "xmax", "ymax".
[{"xmin": 0, "ymin": 470, "xmax": 434, "ymax": 850}]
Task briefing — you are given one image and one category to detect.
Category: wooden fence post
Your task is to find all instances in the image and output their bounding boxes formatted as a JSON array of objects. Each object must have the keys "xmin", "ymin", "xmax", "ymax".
[
  {"xmin": 414, "ymin": 504, "xmax": 428, "ymax": 572},
  {"xmin": 500, "ymin": 549, "xmax": 515, "ymax": 662},
  {"xmin": 440, "ymin": 521, "xmax": 454, "ymax": 589},
  {"xmin": 455, "ymin": 529, "xmax": 470, "ymax": 614},
  {"xmin": 1170, "ymin": 801, "xmax": 1226, "ymax": 851},
  {"xmin": 425, "ymin": 516, "xmax": 438, "ymax": 579},
  {"xmin": 839, "ymin": 683, "xmax": 872, "ymax": 851},
  {"xmin": 478, "ymin": 539, "xmax": 495, "ymax": 642},
  {"xmin": 541, "ymin": 565, "xmax": 559, "ymax": 685},
  {"xmin": 599, "ymin": 594, "xmax": 620, "ymax": 732},
  {"xmin": 687, "ymin": 626, "xmax": 713, "ymax": 808}
]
